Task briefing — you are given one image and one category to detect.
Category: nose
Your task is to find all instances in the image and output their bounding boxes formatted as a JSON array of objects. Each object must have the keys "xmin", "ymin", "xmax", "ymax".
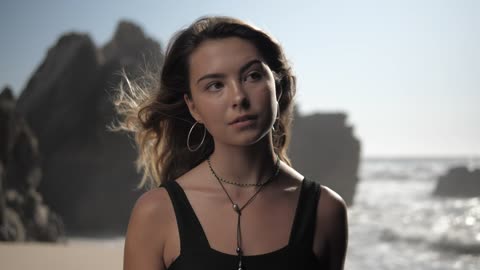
[{"xmin": 231, "ymin": 81, "xmax": 250, "ymax": 109}]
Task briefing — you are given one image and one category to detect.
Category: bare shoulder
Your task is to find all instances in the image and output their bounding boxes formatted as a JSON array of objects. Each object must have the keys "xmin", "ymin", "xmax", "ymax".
[
  {"xmin": 318, "ymin": 185, "xmax": 348, "ymax": 219},
  {"xmin": 132, "ymin": 187, "xmax": 172, "ymax": 215},
  {"xmin": 124, "ymin": 187, "xmax": 175, "ymax": 270},
  {"xmin": 314, "ymin": 185, "xmax": 348, "ymax": 269},
  {"xmin": 316, "ymin": 185, "xmax": 348, "ymax": 237},
  {"xmin": 127, "ymin": 187, "xmax": 175, "ymax": 234}
]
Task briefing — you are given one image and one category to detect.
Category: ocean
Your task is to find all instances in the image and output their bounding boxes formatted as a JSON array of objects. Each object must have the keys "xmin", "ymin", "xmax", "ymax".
[{"xmin": 346, "ymin": 158, "xmax": 480, "ymax": 270}]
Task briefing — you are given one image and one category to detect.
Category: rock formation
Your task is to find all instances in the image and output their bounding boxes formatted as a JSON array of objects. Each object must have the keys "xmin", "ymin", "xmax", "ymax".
[
  {"xmin": 0, "ymin": 86, "xmax": 64, "ymax": 241},
  {"xmin": 290, "ymin": 111, "xmax": 360, "ymax": 205},
  {"xmin": 15, "ymin": 21, "xmax": 162, "ymax": 236},
  {"xmin": 433, "ymin": 166, "xmax": 480, "ymax": 197}
]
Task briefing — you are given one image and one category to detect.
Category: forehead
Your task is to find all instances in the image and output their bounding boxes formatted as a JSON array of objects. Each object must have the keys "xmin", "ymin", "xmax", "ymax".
[{"xmin": 189, "ymin": 37, "xmax": 262, "ymax": 79}]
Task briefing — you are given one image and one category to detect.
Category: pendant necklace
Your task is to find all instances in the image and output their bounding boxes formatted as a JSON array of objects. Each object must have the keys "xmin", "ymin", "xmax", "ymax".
[{"xmin": 207, "ymin": 155, "xmax": 281, "ymax": 270}]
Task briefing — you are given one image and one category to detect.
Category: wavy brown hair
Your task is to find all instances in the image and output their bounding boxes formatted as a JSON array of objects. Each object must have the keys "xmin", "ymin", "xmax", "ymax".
[{"xmin": 113, "ymin": 16, "xmax": 297, "ymax": 189}]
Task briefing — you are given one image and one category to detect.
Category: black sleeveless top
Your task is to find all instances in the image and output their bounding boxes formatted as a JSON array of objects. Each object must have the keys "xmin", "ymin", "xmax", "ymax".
[{"xmin": 160, "ymin": 178, "xmax": 322, "ymax": 270}]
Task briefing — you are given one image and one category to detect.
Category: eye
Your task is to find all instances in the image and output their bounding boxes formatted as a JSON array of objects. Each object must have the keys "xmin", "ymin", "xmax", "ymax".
[
  {"xmin": 206, "ymin": 81, "xmax": 224, "ymax": 91},
  {"xmin": 244, "ymin": 71, "xmax": 263, "ymax": 82}
]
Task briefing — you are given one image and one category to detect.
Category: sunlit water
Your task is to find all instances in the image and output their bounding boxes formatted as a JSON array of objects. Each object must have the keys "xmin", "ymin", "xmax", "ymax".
[{"xmin": 346, "ymin": 158, "xmax": 480, "ymax": 270}]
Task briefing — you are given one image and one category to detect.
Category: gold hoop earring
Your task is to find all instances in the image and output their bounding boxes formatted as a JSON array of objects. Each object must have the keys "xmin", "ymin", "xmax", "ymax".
[{"xmin": 187, "ymin": 121, "xmax": 206, "ymax": 152}]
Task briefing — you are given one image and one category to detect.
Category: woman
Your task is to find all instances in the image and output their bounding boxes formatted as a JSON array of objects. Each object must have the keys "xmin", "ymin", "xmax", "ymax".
[{"xmin": 118, "ymin": 16, "xmax": 348, "ymax": 270}]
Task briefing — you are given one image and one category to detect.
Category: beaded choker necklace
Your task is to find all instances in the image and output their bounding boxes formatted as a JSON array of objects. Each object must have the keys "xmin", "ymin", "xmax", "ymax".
[
  {"xmin": 206, "ymin": 155, "xmax": 281, "ymax": 270},
  {"xmin": 209, "ymin": 164, "xmax": 273, "ymax": 188}
]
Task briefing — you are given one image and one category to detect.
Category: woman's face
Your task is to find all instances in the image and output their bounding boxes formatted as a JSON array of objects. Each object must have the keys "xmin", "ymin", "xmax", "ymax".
[{"xmin": 185, "ymin": 37, "xmax": 277, "ymax": 147}]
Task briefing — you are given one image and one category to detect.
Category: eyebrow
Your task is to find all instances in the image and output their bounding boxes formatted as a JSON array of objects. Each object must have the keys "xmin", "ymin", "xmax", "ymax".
[{"xmin": 196, "ymin": 59, "xmax": 263, "ymax": 85}]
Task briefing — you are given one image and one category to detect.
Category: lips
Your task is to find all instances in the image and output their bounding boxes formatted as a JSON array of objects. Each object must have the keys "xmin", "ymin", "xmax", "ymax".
[{"xmin": 229, "ymin": 114, "xmax": 257, "ymax": 125}]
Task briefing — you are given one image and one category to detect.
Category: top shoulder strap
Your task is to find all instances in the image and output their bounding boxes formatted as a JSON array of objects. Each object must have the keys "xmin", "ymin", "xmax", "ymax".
[
  {"xmin": 288, "ymin": 178, "xmax": 321, "ymax": 249},
  {"xmin": 159, "ymin": 180, "xmax": 211, "ymax": 254}
]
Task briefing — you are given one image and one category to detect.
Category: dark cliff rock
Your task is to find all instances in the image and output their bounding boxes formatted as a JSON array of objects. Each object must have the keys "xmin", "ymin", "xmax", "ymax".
[
  {"xmin": 102, "ymin": 21, "xmax": 163, "ymax": 73},
  {"xmin": 0, "ymin": 86, "xmax": 64, "ymax": 241},
  {"xmin": 0, "ymin": 87, "xmax": 16, "ymax": 165},
  {"xmin": 290, "ymin": 111, "xmax": 360, "ymax": 206},
  {"xmin": 433, "ymin": 166, "xmax": 480, "ymax": 198},
  {"xmin": 15, "ymin": 21, "xmax": 163, "ymax": 236}
]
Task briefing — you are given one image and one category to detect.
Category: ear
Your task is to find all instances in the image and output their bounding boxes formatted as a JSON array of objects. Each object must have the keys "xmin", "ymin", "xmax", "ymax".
[{"xmin": 184, "ymin": 94, "xmax": 203, "ymax": 123}]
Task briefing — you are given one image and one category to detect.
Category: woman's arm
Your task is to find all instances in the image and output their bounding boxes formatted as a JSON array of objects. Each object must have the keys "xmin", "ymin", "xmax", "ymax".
[
  {"xmin": 124, "ymin": 189, "xmax": 171, "ymax": 270},
  {"xmin": 315, "ymin": 186, "xmax": 349, "ymax": 270}
]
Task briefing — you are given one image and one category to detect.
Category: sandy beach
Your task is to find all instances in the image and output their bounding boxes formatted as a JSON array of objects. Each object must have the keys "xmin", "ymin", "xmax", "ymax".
[{"xmin": 0, "ymin": 239, "xmax": 124, "ymax": 270}]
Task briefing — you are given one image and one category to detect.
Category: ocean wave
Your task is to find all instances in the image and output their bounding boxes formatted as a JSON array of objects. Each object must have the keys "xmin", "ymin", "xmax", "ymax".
[
  {"xmin": 375, "ymin": 198, "xmax": 480, "ymax": 255},
  {"xmin": 360, "ymin": 158, "xmax": 478, "ymax": 182},
  {"xmin": 380, "ymin": 227, "xmax": 480, "ymax": 255},
  {"xmin": 431, "ymin": 237, "xmax": 480, "ymax": 255}
]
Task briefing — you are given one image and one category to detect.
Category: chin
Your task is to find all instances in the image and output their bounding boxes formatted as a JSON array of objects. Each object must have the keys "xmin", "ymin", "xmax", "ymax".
[{"xmin": 230, "ymin": 129, "xmax": 272, "ymax": 147}]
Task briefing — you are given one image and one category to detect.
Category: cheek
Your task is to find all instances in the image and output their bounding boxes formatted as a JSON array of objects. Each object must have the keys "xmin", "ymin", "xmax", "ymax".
[
  {"xmin": 195, "ymin": 98, "xmax": 226, "ymax": 127},
  {"xmin": 250, "ymin": 83, "xmax": 277, "ymax": 124},
  {"xmin": 257, "ymin": 80, "xmax": 277, "ymax": 107}
]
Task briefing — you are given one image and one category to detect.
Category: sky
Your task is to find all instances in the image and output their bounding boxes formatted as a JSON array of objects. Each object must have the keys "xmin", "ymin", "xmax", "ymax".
[{"xmin": 1, "ymin": 0, "xmax": 479, "ymax": 158}]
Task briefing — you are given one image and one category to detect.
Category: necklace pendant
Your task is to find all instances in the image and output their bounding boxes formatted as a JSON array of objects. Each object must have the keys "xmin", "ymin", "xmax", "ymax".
[{"xmin": 232, "ymin": 204, "xmax": 241, "ymax": 214}]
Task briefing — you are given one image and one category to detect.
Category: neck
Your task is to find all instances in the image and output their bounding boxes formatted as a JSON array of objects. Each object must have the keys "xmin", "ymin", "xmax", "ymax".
[{"xmin": 208, "ymin": 136, "xmax": 278, "ymax": 186}]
